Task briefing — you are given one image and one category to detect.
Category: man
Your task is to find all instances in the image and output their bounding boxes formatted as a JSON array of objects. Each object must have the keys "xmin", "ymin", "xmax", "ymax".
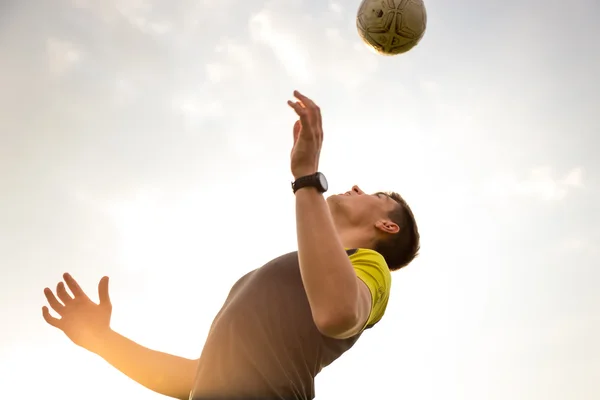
[{"xmin": 41, "ymin": 91, "xmax": 420, "ymax": 400}]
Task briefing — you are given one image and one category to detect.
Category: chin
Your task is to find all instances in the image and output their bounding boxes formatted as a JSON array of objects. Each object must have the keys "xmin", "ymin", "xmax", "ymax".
[{"xmin": 325, "ymin": 194, "xmax": 344, "ymax": 211}]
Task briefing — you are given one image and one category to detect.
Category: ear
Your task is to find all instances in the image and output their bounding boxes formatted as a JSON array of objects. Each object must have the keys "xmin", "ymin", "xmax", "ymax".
[{"xmin": 375, "ymin": 219, "xmax": 400, "ymax": 235}]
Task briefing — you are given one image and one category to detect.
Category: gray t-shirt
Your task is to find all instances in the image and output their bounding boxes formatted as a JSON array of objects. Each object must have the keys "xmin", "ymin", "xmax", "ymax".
[{"xmin": 189, "ymin": 250, "xmax": 366, "ymax": 400}]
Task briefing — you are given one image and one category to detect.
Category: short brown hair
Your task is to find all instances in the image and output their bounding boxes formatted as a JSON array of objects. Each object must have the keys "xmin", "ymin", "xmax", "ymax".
[{"xmin": 373, "ymin": 192, "xmax": 420, "ymax": 271}]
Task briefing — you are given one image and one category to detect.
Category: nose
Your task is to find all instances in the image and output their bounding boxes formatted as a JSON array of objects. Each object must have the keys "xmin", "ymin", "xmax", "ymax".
[{"xmin": 351, "ymin": 185, "xmax": 364, "ymax": 195}]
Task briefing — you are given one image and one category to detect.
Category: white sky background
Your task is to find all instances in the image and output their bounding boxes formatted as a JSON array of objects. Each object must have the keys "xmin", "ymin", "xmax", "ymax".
[{"xmin": 1, "ymin": 0, "xmax": 599, "ymax": 399}]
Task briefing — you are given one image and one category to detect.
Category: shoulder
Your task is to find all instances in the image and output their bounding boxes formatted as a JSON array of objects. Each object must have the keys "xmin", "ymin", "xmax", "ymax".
[
  {"xmin": 346, "ymin": 248, "xmax": 391, "ymax": 278},
  {"xmin": 347, "ymin": 248, "xmax": 392, "ymax": 326}
]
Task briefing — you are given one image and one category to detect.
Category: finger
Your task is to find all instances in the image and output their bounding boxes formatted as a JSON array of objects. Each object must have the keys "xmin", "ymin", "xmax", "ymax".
[
  {"xmin": 294, "ymin": 91, "xmax": 317, "ymax": 109},
  {"xmin": 291, "ymin": 93, "xmax": 319, "ymax": 129},
  {"xmin": 44, "ymin": 287, "xmax": 65, "ymax": 314},
  {"xmin": 42, "ymin": 306, "xmax": 62, "ymax": 328},
  {"xmin": 287, "ymin": 100, "xmax": 305, "ymax": 114},
  {"xmin": 56, "ymin": 282, "xmax": 74, "ymax": 304},
  {"xmin": 287, "ymin": 101, "xmax": 311, "ymax": 126},
  {"xmin": 98, "ymin": 276, "xmax": 111, "ymax": 307},
  {"xmin": 295, "ymin": 91, "xmax": 322, "ymax": 134},
  {"xmin": 63, "ymin": 273, "xmax": 88, "ymax": 300}
]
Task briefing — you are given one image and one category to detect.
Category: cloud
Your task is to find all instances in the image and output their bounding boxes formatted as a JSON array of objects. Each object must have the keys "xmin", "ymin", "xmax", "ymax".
[
  {"xmin": 206, "ymin": 39, "xmax": 259, "ymax": 84},
  {"xmin": 171, "ymin": 95, "xmax": 225, "ymax": 129},
  {"xmin": 561, "ymin": 167, "xmax": 585, "ymax": 188},
  {"xmin": 67, "ymin": 0, "xmax": 171, "ymax": 34},
  {"xmin": 114, "ymin": 0, "xmax": 172, "ymax": 35},
  {"xmin": 483, "ymin": 166, "xmax": 585, "ymax": 202},
  {"xmin": 515, "ymin": 166, "xmax": 584, "ymax": 200},
  {"xmin": 245, "ymin": 1, "xmax": 379, "ymax": 92},
  {"xmin": 559, "ymin": 237, "xmax": 589, "ymax": 254},
  {"xmin": 249, "ymin": 11, "xmax": 313, "ymax": 83},
  {"xmin": 329, "ymin": 1, "xmax": 343, "ymax": 14},
  {"xmin": 420, "ymin": 79, "xmax": 439, "ymax": 94},
  {"xmin": 46, "ymin": 37, "xmax": 82, "ymax": 76}
]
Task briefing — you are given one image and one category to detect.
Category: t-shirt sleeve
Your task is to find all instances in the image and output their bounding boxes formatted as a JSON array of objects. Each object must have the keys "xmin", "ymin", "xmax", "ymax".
[{"xmin": 348, "ymin": 248, "xmax": 392, "ymax": 328}]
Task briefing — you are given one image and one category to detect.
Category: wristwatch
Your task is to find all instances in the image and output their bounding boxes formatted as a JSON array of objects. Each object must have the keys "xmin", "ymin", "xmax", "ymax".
[{"xmin": 291, "ymin": 172, "xmax": 329, "ymax": 194}]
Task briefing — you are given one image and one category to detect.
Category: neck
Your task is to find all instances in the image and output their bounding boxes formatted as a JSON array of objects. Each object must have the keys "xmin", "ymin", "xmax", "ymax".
[{"xmin": 336, "ymin": 225, "xmax": 374, "ymax": 250}]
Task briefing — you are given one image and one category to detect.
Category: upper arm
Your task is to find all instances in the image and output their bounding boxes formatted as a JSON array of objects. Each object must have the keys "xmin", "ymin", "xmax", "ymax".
[{"xmin": 335, "ymin": 249, "xmax": 392, "ymax": 338}]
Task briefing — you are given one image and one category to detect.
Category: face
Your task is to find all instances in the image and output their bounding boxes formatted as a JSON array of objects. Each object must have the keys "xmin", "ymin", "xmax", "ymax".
[{"xmin": 327, "ymin": 185, "xmax": 400, "ymax": 235}]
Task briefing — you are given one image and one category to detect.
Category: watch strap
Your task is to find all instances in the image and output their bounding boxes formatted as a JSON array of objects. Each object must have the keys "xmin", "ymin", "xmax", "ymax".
[{"xmin": 292, "ymin": 173, "xmax": 323, "ymax": 194}]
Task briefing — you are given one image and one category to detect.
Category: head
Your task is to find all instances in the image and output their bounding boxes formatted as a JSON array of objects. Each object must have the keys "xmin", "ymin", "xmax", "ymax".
[{"xmin": 326, "ymin": 185, "xmax": 420, "ymax": 271}]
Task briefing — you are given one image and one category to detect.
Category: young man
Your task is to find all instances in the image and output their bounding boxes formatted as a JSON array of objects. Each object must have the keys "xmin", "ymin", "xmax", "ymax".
[{"xmin": 41, "ymin": 91, "xmax": 420, "ymax": 400}]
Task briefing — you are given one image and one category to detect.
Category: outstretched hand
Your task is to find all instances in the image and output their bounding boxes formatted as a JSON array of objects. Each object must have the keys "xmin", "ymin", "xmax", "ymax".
[
  {"xmin": 288, "ymin": 91, "xmax": 324, "ymax": 179},
  {"xmin": 42, "ymin": 273, "xmax": 112, "ymax": 353}
]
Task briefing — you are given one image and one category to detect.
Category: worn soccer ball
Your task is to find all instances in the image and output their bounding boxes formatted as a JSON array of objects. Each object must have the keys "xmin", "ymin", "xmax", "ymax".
[{"xmin": 356, "ymin": 0, "xmax": 427, "ymax": 56}]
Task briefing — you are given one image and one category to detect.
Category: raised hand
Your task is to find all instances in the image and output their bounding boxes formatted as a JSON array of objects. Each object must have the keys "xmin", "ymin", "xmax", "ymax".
[
  {"xmin": 42, "ymin": 273, "xmax": 112, "ymax": 353},
  {"xmin": 287, "ymin": 90, "xmax": 324, "ymax": 179}
]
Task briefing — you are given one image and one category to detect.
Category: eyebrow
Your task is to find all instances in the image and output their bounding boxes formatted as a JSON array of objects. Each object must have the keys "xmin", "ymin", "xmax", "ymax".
[{"xmin": 374, "ymin": 192, "xmax": 399, "ymax": 207}]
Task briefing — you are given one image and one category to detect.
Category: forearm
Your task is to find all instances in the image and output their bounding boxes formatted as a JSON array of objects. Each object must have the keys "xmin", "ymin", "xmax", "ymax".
[
  {"xmin": 295, "ymin": 188, "xmax": 359, "ymax": 329},
  {"xmin": 93, "ymin": 329, "xmax": 197, "ymax": 400}
]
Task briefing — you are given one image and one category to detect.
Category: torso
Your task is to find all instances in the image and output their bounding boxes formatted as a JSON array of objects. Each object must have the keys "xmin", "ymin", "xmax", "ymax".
[{"xmin": 190, "ymin": 250, "xmax": 364, "ymax": 400}]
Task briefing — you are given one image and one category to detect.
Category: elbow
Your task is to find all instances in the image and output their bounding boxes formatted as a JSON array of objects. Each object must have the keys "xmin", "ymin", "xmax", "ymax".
[{"xmin": 313, "ymin": 307, "xmax": 360, "ymax": 338}]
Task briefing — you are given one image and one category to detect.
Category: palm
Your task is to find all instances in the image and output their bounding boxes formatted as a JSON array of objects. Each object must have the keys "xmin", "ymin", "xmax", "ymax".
[
  {"xmin": 43, "ymin": 274, "xmax": 112, "ymax": 352},
  {"xmin": 59, "ymin": 297, "xmax": 111, "ymax": 346}
]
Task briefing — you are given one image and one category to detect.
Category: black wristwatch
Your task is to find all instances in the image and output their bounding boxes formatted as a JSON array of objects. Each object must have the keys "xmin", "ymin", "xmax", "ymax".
[{"xmin": 292, "ymin": 172, "xmax": 329, "ymax": 194}]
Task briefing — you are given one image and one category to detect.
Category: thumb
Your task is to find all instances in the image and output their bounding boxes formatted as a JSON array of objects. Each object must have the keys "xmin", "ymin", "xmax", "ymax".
[
  {"xmin": 42, "ymin": 306, "xmax": 62, "ymax": 329},
  {"xmin": 293, "ymin": 120, "xmax": 301, "ymax": 143},
  {"xmin": 98, "ymin": 276, "xmax": 111, "ymax": 307}
]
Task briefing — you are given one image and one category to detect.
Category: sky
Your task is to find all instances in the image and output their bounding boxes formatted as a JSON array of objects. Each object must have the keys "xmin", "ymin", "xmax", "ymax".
[{"xmin": 1, "ymin": 0, "xmax": 599, "ymax": 399}]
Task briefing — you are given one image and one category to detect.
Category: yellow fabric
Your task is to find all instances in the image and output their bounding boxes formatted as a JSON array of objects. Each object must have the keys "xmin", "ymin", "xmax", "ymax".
[{"xmin": 349, "ymin": 248, "xmax": 392, "ymax": 329}]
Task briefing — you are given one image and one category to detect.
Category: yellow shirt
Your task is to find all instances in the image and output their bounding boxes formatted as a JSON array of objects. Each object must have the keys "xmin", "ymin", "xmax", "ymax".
[{"xmin": 347, "ymin": 248, "xmax": 392, "ymax": 329}]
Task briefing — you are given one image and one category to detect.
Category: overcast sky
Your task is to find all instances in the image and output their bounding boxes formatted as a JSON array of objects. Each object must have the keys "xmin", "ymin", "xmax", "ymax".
[{"xmin": 1, "ymin": 0, "xmax": 599, "ymax": 399}]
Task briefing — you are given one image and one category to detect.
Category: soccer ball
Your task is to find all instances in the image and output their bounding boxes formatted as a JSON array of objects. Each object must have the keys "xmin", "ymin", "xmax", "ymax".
[{"xmin": 356, "ymin": 0, "xmax": 427, "ymax": 56}]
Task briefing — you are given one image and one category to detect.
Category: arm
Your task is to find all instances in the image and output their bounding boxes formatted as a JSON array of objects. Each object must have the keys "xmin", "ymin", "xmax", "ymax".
[
  {"xmin": 93, "ymin": 329, "xmax": 198, "ymax": 400},
  {"xmin": 42, "ymin": 275, "xmax": 198, "ymax": 400},
  {"xmin": 287, "ymin": 90, "xmax": 371, "ymax": 339},
  {"xmin": 295, "ymin": 187, "xmax": 372, "ymax": 338}
]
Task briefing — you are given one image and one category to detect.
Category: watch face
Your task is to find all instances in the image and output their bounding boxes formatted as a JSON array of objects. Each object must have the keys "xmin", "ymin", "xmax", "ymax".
[{"xmin": 318, "ymin": 173, "xmax": 328, "ymax": 191}]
